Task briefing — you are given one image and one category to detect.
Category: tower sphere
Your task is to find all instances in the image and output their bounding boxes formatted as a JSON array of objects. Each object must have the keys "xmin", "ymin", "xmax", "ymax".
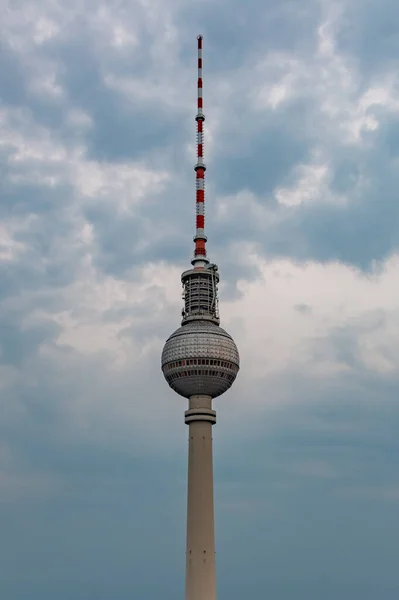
[{"xmin": 162, "ymin": 320, "xmax": 239, "ymax": 399}]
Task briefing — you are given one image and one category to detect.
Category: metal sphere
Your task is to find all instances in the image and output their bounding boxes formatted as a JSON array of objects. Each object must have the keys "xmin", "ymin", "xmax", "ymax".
[{"xmin": 161, "ymin": 320, "xmax": 239, "ymax": 399}]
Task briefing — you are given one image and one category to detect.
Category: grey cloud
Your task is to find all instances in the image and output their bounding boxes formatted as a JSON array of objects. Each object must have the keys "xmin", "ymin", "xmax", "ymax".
[
  {"xmin": 2, "ymin": 338, "xmax": 399, "ymax": 599},
  {"xmin": 214, "ymin": 374, "xmax": 399, "ymax": 599},
  {"xmin": 1, "ymin": 179, "xmax": 72, "ymax": 219},
  {"xmin": 0, "ymin": 42, "xmax": 29, "ymax": 106},
  {"xmin": 280, "ymin": 152, "xmax": 399, "ymax": 269},
  {"xmin": 1, "ymin": 1, "xmax": 399, "ymax": 598},
  {"xmin": 178, "ymin": 0, "xmax": 322, "ymax": 70},
  {"xmin": 0, "ymin": 316, "xmax": 60, "ymax": 366},
  {"xmin": 0, "ymin": 450, "xmax": 186, "ymax": 599},
  {"xmin": 336, "ymin": 0, "xmax": 399, "ymax": 78},
  {"xmin": 294, "ymin": 303, "xmax": 312, "ymax": 314},
  {"xmin": 213, "ymin": 104, "xmax": 313, "ymax": 197},
  {"xmin": 0, "ymin": 41, "xmax": 69, "ymax": 134},
  {"xmin": 43, "ymin": 27, "xmax": 188, "ymax": 162}
]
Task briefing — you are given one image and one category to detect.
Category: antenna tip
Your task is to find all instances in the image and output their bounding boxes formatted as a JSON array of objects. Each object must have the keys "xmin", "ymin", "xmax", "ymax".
[{"xmin": 197, "ymin": 34, "xmax": 203, "ymax": 40}]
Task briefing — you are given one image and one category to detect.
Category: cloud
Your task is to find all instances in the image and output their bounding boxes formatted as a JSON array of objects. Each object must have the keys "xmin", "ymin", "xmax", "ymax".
[{"xmin": 1, "ymin": 0, "xmax": 399, "ymax": 598}]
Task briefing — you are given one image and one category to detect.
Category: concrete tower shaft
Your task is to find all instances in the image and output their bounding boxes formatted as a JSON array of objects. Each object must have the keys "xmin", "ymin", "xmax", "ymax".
[{"xmin": 185, "ymin": 395, "xmax": 216, "ymax": 600}]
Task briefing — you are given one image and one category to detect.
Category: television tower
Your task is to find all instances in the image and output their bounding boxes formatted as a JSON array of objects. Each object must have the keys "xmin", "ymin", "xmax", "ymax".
[{"xmin": 161, "ymin": 35, "xmax": 240, "ymax": 600}]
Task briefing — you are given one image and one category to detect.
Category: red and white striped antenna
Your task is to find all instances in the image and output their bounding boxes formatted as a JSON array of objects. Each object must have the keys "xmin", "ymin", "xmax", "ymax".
[{"xmin": 192, "ymin": 34, "xmax": 209, "ymax": 268}]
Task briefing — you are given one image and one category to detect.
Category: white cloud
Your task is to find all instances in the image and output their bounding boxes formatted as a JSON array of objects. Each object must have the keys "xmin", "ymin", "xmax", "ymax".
[
  {"xmin": 1, "ymin": 1, "xmax": 399, "ymax": 594},
  {"xmin": 246, "ymin": 2, "xmax": 399, "ymax": 153},
  {"xmin": 275, "ymin": 160, "xmax": 347, "ymax": 207},
  {"xmin": 223, "ymin": 252, "xmax": 399, "ymax": 382},
  {"xmin": 292, "ymin": 459, "xmax": 339, "ymax": 479},
  {"xmin": 1, "ymin": 0, "xmax": 398, "ymax": 443},
  {"xmin": 32, "ymin": 16, "xmax": 60, "ymax": 44},
  {"xmin": 0, "ymin": 222, "xmax": 26, "ymax": 262},
  {"xmin": 1, "ymin": 106, "xmax": 170, "ymax": 213},
  {"xmin": 339, "ymin": 485, "xmax": 399, "ymax": 501},
  {"xmin": 8, "ymin": 244, "xmax": 397, "ymax": 447},
  {"xmin": 250, "ymin": 53, "xmax": 306, "ymax": 111},
  {"xmin": 66, "ymin": 109, "xmax": 93, "ymax": 130}
]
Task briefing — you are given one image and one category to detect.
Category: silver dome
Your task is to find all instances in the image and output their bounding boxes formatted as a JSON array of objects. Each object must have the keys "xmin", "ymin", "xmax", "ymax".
[{"xmin": 161, "ymin": 320, "xmax": 239, "ymax": 399}]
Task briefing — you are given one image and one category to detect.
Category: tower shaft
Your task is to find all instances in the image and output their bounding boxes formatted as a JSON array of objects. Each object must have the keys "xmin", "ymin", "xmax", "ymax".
[{"xmin": 185, "ymin": 395, "xmax": 216, "ymax": 600}]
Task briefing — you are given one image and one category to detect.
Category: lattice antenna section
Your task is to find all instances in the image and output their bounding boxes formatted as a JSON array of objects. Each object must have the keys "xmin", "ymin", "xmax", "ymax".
[{"xmin": 192, "ymin": 34, "xmax": 208, "ymax": 268}]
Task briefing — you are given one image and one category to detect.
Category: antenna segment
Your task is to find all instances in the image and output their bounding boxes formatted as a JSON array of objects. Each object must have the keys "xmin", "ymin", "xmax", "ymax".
[{"xmin": 193, "ymin": 34, "xmax": 208, "ymax": 267}]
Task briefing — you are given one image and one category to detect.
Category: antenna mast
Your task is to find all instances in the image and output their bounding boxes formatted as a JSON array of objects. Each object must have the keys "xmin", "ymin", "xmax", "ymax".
[
  {"xmin": 193, "ymin": 34, "xmax": 208, "ymax": 268},
  {"xmin": 180, "ymin": 35, "xmax": 219, "ymax": 324}
]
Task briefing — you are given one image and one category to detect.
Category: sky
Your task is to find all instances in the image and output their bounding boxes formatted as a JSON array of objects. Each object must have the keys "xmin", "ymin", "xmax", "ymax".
[{"xmin": 1, "ymin": 0, "xmax": 399, "ymax": 598}]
